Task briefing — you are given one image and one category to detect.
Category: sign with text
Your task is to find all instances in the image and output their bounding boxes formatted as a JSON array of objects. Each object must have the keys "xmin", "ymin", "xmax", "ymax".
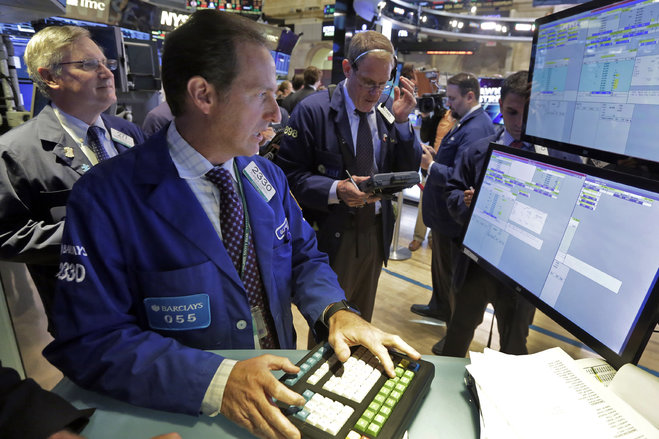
[{"xmin": 65, "ymin": 0, "xmax": 111, "ymax": 22}]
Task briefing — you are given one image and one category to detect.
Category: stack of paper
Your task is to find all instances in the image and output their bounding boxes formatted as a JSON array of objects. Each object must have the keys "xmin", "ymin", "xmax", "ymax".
[{"xmin": 466, "ymin": 347, "xmax": 659, "ymax": 439}]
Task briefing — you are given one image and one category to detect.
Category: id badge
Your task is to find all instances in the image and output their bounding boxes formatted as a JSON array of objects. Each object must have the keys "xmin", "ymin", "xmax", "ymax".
[
  {"xmin": 144, "ymin": 294, "xmax": 211, "ymax": 331},
  {"xmin": 251, "ymin": 306, "xmax": 268, "ymax": 339}
]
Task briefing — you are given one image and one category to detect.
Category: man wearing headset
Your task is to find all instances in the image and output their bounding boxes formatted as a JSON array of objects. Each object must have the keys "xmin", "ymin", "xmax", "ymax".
[{"xmin": 276, "ymin": 31, "xmax": 422, "ymax": 325}]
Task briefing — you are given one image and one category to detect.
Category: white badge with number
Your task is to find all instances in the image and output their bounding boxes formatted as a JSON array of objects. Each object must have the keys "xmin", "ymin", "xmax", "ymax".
[
  {"xmin": 243, "ymin": 161, "xmax": 276, "ymax": 202},
  {"xmin": 377, "ymin": 103, "xmax": 395, "ymax": 124},
  {"xmin": 110, "ymin": 128, "xmax": 135, "ymax": 147}
]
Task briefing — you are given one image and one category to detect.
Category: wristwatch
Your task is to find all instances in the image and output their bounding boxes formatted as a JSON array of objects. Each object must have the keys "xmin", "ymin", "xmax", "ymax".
[{"xmin": 322, "ymin": 300, "xmax": 361, "ymax": 327}]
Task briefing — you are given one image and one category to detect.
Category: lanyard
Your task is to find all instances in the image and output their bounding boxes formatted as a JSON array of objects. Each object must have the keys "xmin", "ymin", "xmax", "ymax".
[{"xmin": 232, "ymin": 161, "xmax": 252, "ymax": 279}]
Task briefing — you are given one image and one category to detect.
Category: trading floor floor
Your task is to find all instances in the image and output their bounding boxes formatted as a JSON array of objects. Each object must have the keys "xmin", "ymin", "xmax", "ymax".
[{"xmin": 7, "ymin": 202, "xmax": 659, "ymax": 391}]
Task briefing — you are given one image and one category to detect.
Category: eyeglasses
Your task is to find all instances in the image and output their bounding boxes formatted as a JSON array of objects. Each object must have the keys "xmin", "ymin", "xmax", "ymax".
[
  {"xmin": 57, "ymin": 58, "xmax": 118, "ymax": 72},
  {"xmin": 353, "ymin": 72, "xmax": 392, "ymax": 94}
]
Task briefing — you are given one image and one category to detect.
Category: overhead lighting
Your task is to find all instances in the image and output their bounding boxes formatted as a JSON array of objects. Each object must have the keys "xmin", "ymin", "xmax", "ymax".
[
  {"xmin": 427, "ymin": 50, "xmax": 474, "ymax": 55},
  {"xmin": 501, "ymin": 25, "xmax": 508, "ymax": 33},
  {"xmin": 481, "ymin": 21, "xmax": 496, "ymax": 30},
  {"xmin": 471, "ymin": 5, "xmax": 477, "ymax": 13},
  {"xmin": 393, "ymin": 7, "xmax": 405, "ymax": 15},
  {"xmin": 421, "ymin": 15, "xmax": 428, "ymax": 23},
  {"xmin": 515, "ymin": 23, "xmax": 533, "ymax": 32},
  {"xmin": 458, "ymin": 21, "xmax": 464, "ymax": 29},
  {"xmin": 398, "ymin": 29, "xmax": 409, "ymax": 37}
]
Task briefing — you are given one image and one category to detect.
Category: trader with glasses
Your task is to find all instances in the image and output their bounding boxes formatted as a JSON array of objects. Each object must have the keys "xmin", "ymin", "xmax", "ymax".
[
  {"xmin": 276, "ymin": 31, "xmax": 422, "ymax": 325},
  {"xmin": 0, "ymin": 25, "xmax": 145, "ymax": 331}
]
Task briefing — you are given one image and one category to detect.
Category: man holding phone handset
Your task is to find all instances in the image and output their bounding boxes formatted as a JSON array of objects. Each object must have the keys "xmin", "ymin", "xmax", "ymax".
[{"xmin": 277, "ymin": 32, "xmax": 422, "ymax": 324}]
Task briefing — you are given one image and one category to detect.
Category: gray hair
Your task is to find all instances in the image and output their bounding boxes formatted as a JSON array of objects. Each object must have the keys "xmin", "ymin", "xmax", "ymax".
[{"xmin": 25, "ymin": 26, "xmax": 91, "ymax": 97}]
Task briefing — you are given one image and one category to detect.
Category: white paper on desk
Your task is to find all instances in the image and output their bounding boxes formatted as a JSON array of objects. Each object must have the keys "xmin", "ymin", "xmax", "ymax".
[
  {"xmin": 469, "ymin": 352, "xmax": 521, "ymax": 439},
  {"xmin": 466, "ymin": 348, "xmax": 659, "ymax": 439}
]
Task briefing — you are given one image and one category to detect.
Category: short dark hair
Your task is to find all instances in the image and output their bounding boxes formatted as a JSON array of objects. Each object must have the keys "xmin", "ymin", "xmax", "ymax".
[
  {"xmin": 162, "ymin": 9, "xmax": 266, "ymax": 117},
  {"xmin": 447, "ymin": 72, "xmax": 480, "ymax": 101},
  {"xmin": 291, "ymin": 73, "xmax": 304, "ymax": 90},
  {"xmin": 501, "ymin": 71, "xmax": 529, "ymax": 102},
  {"xmin": 303, "ymin": 66, "xmax": 321, "ymax": 86}
]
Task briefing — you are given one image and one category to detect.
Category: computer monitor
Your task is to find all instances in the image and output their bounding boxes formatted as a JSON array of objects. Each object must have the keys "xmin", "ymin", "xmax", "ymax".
[
  {"xmin": 525, "ymin": 0, "xmax": 659, "ymax": 163},
  {"xmin": 124, "ymin": 38, "xmax": 161, "ymax": 91},
  {"xmin": 461, "ymin": 144, "xmax": 659, "ymax": 369},
  {"xmin": 479, "ymin": 77, "xmax": 503, "ymax": 125},
  {"xmin": 271, "ymin": 51, "xmax": 291, "ymax": 77}
]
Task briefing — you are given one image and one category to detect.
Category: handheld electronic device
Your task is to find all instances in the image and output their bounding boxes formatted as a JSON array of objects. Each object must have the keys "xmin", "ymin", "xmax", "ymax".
[{"xmin": 358, "ymin": 171, "xmax": 420, "ymax": 200}]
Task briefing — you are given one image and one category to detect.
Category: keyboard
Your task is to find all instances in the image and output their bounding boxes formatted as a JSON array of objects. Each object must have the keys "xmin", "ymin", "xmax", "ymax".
[{"xmin": 279, "ymin": 342, "xmax": 435, "ymax": 439}]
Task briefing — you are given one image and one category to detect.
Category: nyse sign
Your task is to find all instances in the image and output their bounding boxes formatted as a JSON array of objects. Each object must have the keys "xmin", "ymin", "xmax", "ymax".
[{"xmin": 160, "ymin": 10, "xmax": 190, "ymax": 30}]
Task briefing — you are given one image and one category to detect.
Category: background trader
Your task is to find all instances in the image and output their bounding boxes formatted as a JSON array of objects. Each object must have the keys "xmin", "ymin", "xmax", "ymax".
[
  {"xmin": 44, "ymin": 11, "xmax": 420, "ymax": 439},
  {"xmin": 413, "ymin": 73, "xmax": 494, "ymax": 354},
  {"xmin": 0, "ymin": 26, "xmax": 145, "ymax": 331},
  {"xmin": 276, "ymin": 31, "xmax": 422, "ymax": 324}
]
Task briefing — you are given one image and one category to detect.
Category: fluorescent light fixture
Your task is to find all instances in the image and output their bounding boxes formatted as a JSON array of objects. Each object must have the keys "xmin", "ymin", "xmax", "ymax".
[
  {"xmin": 393, "ymin": 6, "xmax": 405, "ymax": 14},
  {"xmin": 481, "ymin": 21, "xmax": 496, "ymax": 30},
  {"xmin": 515, "ymin": 23, "xmax": 533, "ymax": 32}
]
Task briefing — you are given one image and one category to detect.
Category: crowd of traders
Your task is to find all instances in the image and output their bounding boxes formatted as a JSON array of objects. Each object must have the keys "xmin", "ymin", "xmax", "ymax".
[{"xmin": 0, "ymin": 9, "xmax": 563, "ymax": 439}]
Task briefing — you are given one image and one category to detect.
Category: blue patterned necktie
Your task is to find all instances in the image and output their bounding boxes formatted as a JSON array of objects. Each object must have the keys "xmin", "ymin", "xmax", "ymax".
[
  {"xmin": 205, "ymin": 166, "xmax": 277, "ymax": 348},
  {"xmin": 87, "ymin": 126, "xmax": 110, "ymax": 162}
]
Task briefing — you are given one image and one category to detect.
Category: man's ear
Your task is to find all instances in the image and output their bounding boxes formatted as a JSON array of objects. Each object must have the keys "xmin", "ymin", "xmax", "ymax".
[
  {"xmin": 342, "ymin": 58, "xmax": 352, "ymax": 78},
  {"xmin": 37, "ymin": 67, "xmax": 59, "ymax": 90},
  {"xmin": 186, "ymin": 76, "xmax": 215, "ymax": 115}
]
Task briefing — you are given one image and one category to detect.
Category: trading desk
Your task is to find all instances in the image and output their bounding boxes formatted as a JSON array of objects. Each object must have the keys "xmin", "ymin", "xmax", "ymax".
[{"xmin": 53, "ymin": 350, "xmax": 479, "ymax": 438}]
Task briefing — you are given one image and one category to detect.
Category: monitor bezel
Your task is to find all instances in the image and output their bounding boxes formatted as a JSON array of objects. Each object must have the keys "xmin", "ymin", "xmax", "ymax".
[
  {"xmin": 522, "ymin": 0, "xmax": 654, "ymax": 165},
  {"xmin": 460, "ymin": 143, "xmax": 659, "ymax": 369}
]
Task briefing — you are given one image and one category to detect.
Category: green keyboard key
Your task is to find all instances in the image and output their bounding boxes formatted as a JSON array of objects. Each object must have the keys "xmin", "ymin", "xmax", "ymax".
[
  {"xmin": 366, "ymin": 422, "xmax": 382, "ymax": 437},
  {"xmin": 368, "ymin": 401, "xmax": 382, "ymax": 412},
  {"xmin": 362, "ymin": 409, "xmax": 375, "ymax": 422},
  {"xmin": 355, "ymin": 418, "xmax": 369, "ymax": 432}
]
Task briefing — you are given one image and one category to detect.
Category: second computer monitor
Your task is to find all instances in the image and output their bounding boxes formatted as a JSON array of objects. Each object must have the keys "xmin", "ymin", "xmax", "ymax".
[{"xmin": 462, "ymin": 144, "xmax": 659, "ymax": 369}]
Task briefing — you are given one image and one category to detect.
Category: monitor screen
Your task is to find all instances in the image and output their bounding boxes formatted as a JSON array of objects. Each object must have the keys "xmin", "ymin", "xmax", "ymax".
[
  {"xmin": 525, "ymin": 0, "xmax": 659, "ymax": 163},
  {"xmin": 462, "ymin": 144, "xmax": 659, "ymax": 369},
  {"xmin": 271, "ymin": 51, "xmax": 291, "ymax": 77},
  {"xmin": 479, "ymin": 77, "xmax": 503, "ymax": 125}
]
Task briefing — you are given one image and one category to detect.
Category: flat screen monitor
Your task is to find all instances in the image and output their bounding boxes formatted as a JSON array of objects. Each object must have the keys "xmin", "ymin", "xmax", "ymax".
[
  {"xmin": 479, "ymin": 77, "xmax": 503, "ymax": 125},
  {"xmin": 271, "ymin": 51, "xmax": 291, "ymax": 77},
  {"xmin": 461, "ymin": 144, "xmax": 659, "ymax": 369},
  {"xmin": 525, "ymin": 0, "xmax": 659, "ymax": 163},
  {"xmin": 124, "ymin": 38, "xmax": 161, "ymax": 91}
]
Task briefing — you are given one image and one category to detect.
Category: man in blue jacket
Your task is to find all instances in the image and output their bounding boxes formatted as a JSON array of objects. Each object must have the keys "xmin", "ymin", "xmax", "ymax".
[
  {"xmin": 412, "ymin": 73, "xmax": 494, "ymax": 353},
  {"xmin": 45, "ymin": 11, "xmax": 419, "ymax": 439},
  {"xmin": 0, "ymin": 25, "xmax": 145, "ymax": 332},
  {"xmin": 276, "ymin": 31, "xmax": 421, "ymax": 324},
  {"xmin": 442, "ymin": 71, "xmax": 582, "ymax": 357}
]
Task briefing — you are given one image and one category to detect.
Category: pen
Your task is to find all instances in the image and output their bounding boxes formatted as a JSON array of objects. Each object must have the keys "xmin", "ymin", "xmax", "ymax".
[{"xmin": 346, "ymin": 170, "xmax": 360, "ymax": 191}]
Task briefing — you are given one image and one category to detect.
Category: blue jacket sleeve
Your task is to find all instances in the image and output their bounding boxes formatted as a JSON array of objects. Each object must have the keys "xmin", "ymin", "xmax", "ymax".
[
  {"xmin": 44, "ymin": 177, "xmax": 223, "ymax": 416},
  {"xmin": 276, "ymin": 102, "xmax": 337, "ymax": 212}
]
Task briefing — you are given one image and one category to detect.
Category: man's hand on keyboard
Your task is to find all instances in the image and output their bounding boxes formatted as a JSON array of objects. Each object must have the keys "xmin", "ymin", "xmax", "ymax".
[
  {"xmin": 222, "ymin": 355, "xmax": 306, "ymax": 439},
  {"xmin": 327, "ymin": 311, "xmax": 421, "ymax": 378}
]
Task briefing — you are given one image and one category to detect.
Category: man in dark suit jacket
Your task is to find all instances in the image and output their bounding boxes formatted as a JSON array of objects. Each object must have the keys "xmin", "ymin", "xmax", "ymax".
[
  {"xmin": 0, "ymin": 25, "xmax": 145, "ymax": 331},
  {"xmin": 412, "ymin": 73, "xmax": 495, "ymax": 354},
  {"xmin": 280, "ymin": 65, "xmax": 321, "ymax": 113},
  {"xmin": 276, "ymin": 31, "xmax": 422, "ymax": 323}
]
